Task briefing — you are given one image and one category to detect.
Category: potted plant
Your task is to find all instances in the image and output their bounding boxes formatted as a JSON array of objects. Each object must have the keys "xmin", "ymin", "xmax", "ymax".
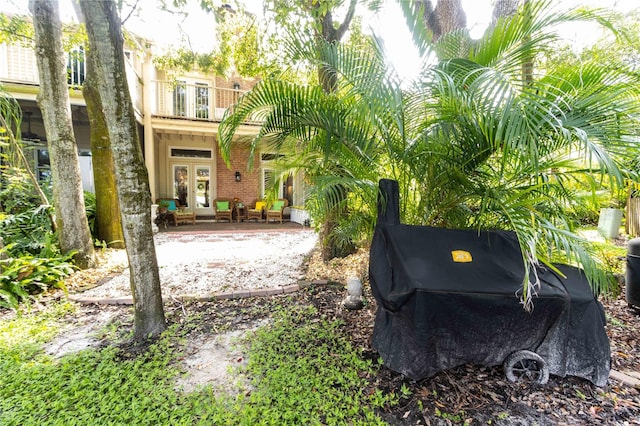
[{"xmin": 157, "ymin": 200, "xmax": 170, "ymax": 214}]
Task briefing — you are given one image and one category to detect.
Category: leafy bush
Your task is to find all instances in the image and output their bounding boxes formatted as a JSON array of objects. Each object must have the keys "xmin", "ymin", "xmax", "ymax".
[
  {"xmin": 0, "ymin": 252, "xmax": 75, "ymax": 310},
  {"xmin": 83, "ymin": 191, "xmax": 97, "ymax": 239},
  {"xmin": 0, "ymin": 164, "xmax": 50, "ymax": 215},
  {"xmin": 0, "ymin": 205, "xmax": 55, "ymax": 257}
]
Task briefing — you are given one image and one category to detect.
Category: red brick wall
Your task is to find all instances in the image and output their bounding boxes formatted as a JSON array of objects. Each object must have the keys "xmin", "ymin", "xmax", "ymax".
[
  {"xmin": 214, "ymin": 76, "xmax": 258, "ymax": 91},
  {"xmin": 216, "ymin": 144, "xmax": 262, "ymax": 205},
  {"xmin": 214, "ymin": 75, "xmax": 261, "ymax": 204},
  {"xmin": 215, "ymin": 76, "xmax": 259, "ymax": 109}
]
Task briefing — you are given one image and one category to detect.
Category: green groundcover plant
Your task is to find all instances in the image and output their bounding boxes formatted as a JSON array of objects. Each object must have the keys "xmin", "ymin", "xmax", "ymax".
[{"xmin": 0, "ymin": 303, "xmax": 389, "ymax": 425}]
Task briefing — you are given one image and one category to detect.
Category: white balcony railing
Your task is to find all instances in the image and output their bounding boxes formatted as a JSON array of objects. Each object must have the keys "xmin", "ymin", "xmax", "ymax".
[
  {"xmin": 1, "ymin": 43, "xmax": 257, "ymax": 124},
  {"xmin": 152, "ymin": 80, "xmax": 246, "ymax": 121},
  {"xmin": 0, "ymin": 43, "xmax": 39, "ymax": 84},
  {"xmin": 1, "ymin": 42, "xmax": 143, "ymax": 113}
]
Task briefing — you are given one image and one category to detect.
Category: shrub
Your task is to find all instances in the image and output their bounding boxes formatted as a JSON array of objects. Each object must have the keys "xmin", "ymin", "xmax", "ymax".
[
  {"xmin": 0, "ymin": 165, "xmax": 50, "ymax": 215},
  {"xmin": 0, "ymin": 205, "xmax": 55, "ymax": 257},
  {"xmin": 83, "ymin": 191, "xmax": 97, "ymax": 239},
  {"xmin": 0, "ymin": 252, "xmax": 75, "ymax": 310}
]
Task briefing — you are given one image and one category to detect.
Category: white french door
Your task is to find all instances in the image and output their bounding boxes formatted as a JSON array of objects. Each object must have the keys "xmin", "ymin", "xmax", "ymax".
[
  {"xmin": 172, "ymin": 80, "xmax": 211, "ymax": 119},
  {"xmin": 170, "ymin": 162, "xmax": 212, "ymax": 216}
]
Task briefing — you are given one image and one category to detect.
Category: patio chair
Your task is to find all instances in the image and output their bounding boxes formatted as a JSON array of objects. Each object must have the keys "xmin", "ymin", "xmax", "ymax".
[
  {"xmin": 214, "ymin": 198, "xmax": 233, "ymax": 222},
  {"xmin": 266, "ymin": 198, "xmax": 288, "ymax": 223},
  {"xmin": 247, "ymin": 199, "xmax": 266, "ymax": 222},
  {"xmin": 156, "ymin": 198, "xmax": 195, "ymax": 226}
]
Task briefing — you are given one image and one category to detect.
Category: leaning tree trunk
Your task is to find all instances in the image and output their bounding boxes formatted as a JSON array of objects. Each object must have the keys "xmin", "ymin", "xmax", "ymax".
[
  {"xmin": 29, "ymin": 0, "xmax": 95, "ymax": 268},
  {"xmin": 70, "ymin": 0, "xmax": 124, "ymax": 249},
  {"xmin": 82, "ymin": 51, "xmax": 124, "ymax": 249},
  {"xmin": 78, "ymin": 0, "xmax": 166, "ymax": 341}
]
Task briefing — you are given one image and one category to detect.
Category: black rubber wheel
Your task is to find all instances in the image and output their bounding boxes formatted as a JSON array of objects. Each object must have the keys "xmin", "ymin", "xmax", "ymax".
[{"xmin": 504, "ymin": 350, "xmax": 549, "ymax": 385}]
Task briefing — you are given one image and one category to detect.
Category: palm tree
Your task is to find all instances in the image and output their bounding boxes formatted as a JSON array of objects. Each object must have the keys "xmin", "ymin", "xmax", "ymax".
[{"xmin": 219, "ymin": 0, "xmax": 640, "ymax": 307}]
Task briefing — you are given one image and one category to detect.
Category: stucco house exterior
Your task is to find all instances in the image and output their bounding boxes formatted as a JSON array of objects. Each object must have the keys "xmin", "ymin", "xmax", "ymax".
[{"xmin": 1, "ymin": 29, "xmax": 306, "ymax": 221}]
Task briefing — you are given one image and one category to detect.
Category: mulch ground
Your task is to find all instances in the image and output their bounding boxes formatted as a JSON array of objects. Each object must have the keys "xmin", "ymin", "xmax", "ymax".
[
  {"xmin": 302, "ymin": 247, "xmax": 640, "ymax": 425},
  {"xmin": 5, "ymin": 243, "xmax": 640, "ymax": 425},
  {"xmin": 311, "ymin": 284, "xmax": 640, "ymax": 425}
]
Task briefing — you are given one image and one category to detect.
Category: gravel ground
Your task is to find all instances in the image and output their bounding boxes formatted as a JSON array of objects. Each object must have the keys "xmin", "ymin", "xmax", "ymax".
[{"xmin": 78, "ymin": 230, "xmax": 318, "ymax": 299}]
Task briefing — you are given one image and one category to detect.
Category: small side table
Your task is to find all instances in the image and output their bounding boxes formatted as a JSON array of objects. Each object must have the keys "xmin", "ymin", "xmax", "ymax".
[{"xmin": 235, "ymin": 204, "xmax": 247, "ymax": 223}]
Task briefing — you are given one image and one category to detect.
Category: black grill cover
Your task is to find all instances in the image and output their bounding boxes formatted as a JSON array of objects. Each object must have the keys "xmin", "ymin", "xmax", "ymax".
[{"xmin": 369, "ymin": 179, "xmax": 610, "ymax": 386}]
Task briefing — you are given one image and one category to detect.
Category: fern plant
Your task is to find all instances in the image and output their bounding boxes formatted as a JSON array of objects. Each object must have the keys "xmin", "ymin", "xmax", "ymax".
[{"xmin": 0, "ymin": 251, "xmax": 75, "ymax": 310}]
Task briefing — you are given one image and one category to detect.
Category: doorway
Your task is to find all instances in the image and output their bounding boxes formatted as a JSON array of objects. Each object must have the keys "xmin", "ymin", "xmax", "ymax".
[{"xmin": 170, "ymin": 162, "xmax": 212, "ymax": 216}]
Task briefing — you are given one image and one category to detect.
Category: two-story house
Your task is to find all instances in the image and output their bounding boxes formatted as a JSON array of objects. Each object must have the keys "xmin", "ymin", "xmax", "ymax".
[{"xmin": 1, "ymin": 28, "xmax": 306, "ymax": 221}]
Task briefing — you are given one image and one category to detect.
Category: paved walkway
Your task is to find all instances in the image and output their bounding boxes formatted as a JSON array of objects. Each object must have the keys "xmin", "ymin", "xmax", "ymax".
[
  {"xmin": 70, "ymin": 221, "xmax": 329, "ymax": 306},
  {"xmin": 158, "ymin": 219, "xmax": 308, "ymax": 234}
]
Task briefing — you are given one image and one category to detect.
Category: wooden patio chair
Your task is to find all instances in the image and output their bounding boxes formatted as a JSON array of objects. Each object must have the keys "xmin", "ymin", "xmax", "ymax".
[
  {"xmin": 266, "ymin": 198, "xmax": 288, "ymax": 224},
  {"xmin": 156, "ymin": 198, "xmax": 195, "ymax": 226},
  {"xmin": 246, "ymin": 199, "xmax": 266, "ymax": 222},
  {"xmin": 214, "ymin": 198, "xmax": 233, "ymax": 222}
]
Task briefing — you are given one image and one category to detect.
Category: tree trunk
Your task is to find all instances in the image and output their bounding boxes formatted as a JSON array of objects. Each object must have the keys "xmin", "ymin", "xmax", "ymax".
[
  {"xmin": 82, "ymin": 46, "xmax": 125, "ymax": 249},
  {"xmin": 0, "ymin": 237, "xmax": 7, "ymax": 260},
  {"xmin": 627, "ymin": 194, "xmax": 640, "ymax": 237},
  {"xmin": 415, "ymin": 0, "xmax": 467, "ymax": 42},
  {"xmin": 491, "ymin": 0, "xmax": 521, "ymax": 24},
  {"xmin": 520, "ymin": 0, "xmax": 533, "ymax": 86},
  {"xmin": 488, "ymin": 0, "xmax": 532, "ymax": 85},
  {"xmin": 29, "ymin": 0, "xmax": 96, "ymax": 268},
  {"xmin": 78, "ymin": 0, "xmax": 166, "ymax": 341},
  {"xmin": 315, "ymin": 0, "xmax": 356, "ymax": 93},
  {"xmin": 313, "ymin": 0, "xmax": 357, "ymax": 259}
]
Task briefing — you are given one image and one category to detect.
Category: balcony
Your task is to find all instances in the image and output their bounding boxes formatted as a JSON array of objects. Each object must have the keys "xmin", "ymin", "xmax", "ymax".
[
  {"xmin": 0, "ymin": 42, "xmax": 142, "ymax": 110},
  {"xmin": 1, "ymin": 42, "xmax": 257, "ymax": 125},
  {"xmin": 152, "ymin": 80, "xmax": 249, "ymax": 122}
]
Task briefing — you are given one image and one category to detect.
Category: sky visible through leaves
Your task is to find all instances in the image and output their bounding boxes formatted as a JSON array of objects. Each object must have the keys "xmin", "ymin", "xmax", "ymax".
[{"xmin": 1, "ymin": 0, "xmax": 638, "ymax": 81}]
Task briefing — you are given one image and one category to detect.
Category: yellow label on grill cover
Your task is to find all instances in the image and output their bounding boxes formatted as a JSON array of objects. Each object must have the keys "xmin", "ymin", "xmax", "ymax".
[{"xmin": 451, "ymin": 250, "xmax": 472, "ymax": 263}]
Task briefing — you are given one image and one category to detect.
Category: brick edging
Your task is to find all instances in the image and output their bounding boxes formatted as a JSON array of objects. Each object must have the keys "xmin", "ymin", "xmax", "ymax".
[{"xmin": 68, "ymin": 280, "xmax": 334, "ymax": 305}]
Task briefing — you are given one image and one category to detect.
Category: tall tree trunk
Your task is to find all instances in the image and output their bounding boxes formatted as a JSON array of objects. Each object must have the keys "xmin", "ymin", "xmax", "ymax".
[
  {"xmin": 492, "ymin": 0, "xmax": 521, "ymax": 24},
  {"xmin": 81, "ymin": 36, "xmax": 125, "ymax": 249},
  {"xmin": 312, "ymin": 0, "xmax": 357, "ymax": 260},
  {"xmin": 78, "ymin": 0, "xmax": 166, "ymax": 341},
  {"xmin": 520, "ymin": 0, "xmax": 533, "ymax": 86},
  {"xmin": 488, "ymin": 0, "xmax": 532, "ymax": 85},
  {"xmin": 315, "ymin": 0, "xmax": 356, "ymax": 93},
  {"xmin": 71, "ymin": 1, "xmax": 123, "ymax": 249},
  {"xmin": 415, "ymin": 0, "xmax": 467, "ymax": 42},
  {"xmin": 29, "ymin": 0, "xmax": 95, "ymax": 268}
]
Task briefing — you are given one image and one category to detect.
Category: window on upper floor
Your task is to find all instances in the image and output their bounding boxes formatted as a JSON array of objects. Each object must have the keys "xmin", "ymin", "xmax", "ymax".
[
  {"xmin": 195, "ymin": 83, "xmax": 209, "ymax": 119},
  {"xmin": 173, "ymin": 80, "xmax": 187, "ymax": 117},
  {"xmin": 67, "ymin": 46, "xmax": 85, "ymax": 87}
]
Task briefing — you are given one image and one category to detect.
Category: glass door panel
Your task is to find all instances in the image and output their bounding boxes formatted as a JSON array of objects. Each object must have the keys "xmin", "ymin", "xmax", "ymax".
[
  {"xmin": 173, "ymin": 164, "xmax": 189, "ymax": 207},
  {"xmin": 195, "ymin": 165, "xmax": 211, "ymax": 212},
  {"xmin": 170, "ymin": 162, "xmax": 213, "ymax": 216},
  {"xmin": 195, "ymin": 83, "xmax": 209, "ymax": 119},
  {"xmin": 173, "ymin": 81, "xmax": 186, "ymax": 116}
]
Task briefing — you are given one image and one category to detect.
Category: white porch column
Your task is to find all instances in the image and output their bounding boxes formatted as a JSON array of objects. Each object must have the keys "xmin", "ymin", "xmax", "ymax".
[{"xmin": 142, "ymin": 50, "xmax": 156, "ymax": 201}]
